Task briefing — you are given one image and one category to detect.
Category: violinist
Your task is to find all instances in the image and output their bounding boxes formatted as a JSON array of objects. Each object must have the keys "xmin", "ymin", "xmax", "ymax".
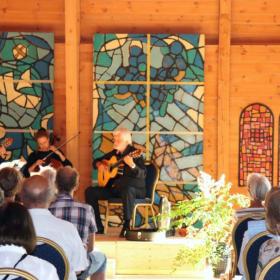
[{"xmin": 22, "ymin": 129, "xmax": 72, "ymax": 177}]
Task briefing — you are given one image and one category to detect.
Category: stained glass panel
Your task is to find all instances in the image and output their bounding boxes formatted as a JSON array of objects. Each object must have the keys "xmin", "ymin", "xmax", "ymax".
[
  {"xmin": 94, "ymin": 34, "xmax": 147, "ymax": 81},
  {"xmin": 239, "ymin": 103, "xmax": 273, "ymax": 186},
  {"xmin": 150, "ymin": 34, "xmax": 204, "ymax": 82},
  {"xmin": 150, "ymin": 84, "xmax": 203, "ymax": 132},
  {"xmin": 0, "ymin": 32, "xmax": 54, "ymax": 161}
]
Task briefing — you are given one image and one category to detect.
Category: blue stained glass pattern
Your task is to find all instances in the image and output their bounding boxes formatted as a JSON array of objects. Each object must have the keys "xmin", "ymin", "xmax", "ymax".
[
  {"xmin": 94, "ymin": 34, "xmax": 147, "ymax": 81},
  {"xmin": 93, "ymin": 83, "xmax": 146, "ymax": 131},
  {"xmin": 0, "ymin": 32, "xmax": 54, "ymax": 161},
  {"xmin": 150, "ymin": 34, "xmax": 204, "ymax": 82},
  {"xmin": 150, "ymin": 84, "xmax": 203, "ymax": 132}
]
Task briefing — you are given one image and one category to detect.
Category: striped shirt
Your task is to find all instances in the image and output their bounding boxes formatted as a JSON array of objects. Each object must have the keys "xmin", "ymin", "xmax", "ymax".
[{"xmin": 49, "ymin": 193, "xmax": 97, "ymax": 245}]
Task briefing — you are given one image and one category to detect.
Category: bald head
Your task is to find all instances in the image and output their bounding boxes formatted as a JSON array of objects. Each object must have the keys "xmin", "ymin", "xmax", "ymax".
[
  {"xmin": 21, "ymin": 175, "xmax": 55, "ymax": 208},
  {"xmin": 56, "ymin": 166, "xmax": 79, "ymax": 194}
]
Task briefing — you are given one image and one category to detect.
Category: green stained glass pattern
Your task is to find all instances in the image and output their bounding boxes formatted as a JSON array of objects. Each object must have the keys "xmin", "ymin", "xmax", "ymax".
[
  {"xmin": 0, "ymin": 32, "xmax": 54, "ymax": 160},
  {"xmin": 0, "ymin": 131, "xmax": 37, "ymax": 160},
  {"xmin": 150, "ymin": 84, "xmax": 203, "ymax": 132},
  {"xmin": 94, "ymin": 34, "xmax": 147, "ymax": 81},
  {"xmin": 0, "ymin": 32, "xmax": 54, "ymax": 80},
  {"xmin": 150, "ymin": 134, "xmax": 203, "ymax": 182},
  {"xmin": 0, "ymin": 82, "xmax": 53, "ymax": 129},
  {"xmin": 150, "ymin": 34, "xmax": 204, "ymax": 82},
  {"xmin": 92, "ymin": 33, "xmax": 204, "ymax": 227},
  {"xmin": 93, "ymin": 83, "xmax": 146, "ymax": 131}
]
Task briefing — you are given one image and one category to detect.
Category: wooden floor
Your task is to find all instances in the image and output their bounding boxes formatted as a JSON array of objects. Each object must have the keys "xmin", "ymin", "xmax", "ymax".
[{"xmin": 95, "ymin": 228, "xmax": 213, "ymax": 280}]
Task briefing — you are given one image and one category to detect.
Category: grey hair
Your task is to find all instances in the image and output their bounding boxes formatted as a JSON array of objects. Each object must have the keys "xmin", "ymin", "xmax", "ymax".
[{"xmin": 247, "ymin": 173, "xmax": 272, "ymax": 201}]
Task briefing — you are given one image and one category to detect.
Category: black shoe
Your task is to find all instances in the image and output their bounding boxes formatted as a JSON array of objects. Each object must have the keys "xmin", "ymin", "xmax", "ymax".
[
  {"xmin": 119, "ymin": 226, "xmax": 128, "ymax": 238},
  {"xmin": 96, "ymin": 228, "xmax": 104, "ymax": 234}
]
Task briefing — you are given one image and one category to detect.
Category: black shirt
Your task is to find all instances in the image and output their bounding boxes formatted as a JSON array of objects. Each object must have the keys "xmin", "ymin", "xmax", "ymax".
[
  {"xmin": 22, "ymin": 150, "xmax": 72, "ymax": 177},
  {"xmin": 93, "ymin": 145, "xmax": 146, "ymax": 189}
]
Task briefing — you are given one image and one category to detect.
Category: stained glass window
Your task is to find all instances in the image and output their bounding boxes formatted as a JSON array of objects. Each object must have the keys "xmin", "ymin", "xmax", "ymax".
[
  {"xmin": 93, "ymin": 34, "xmax": 204, "ymax": 225},
  {"xmin": 239, "ymin": 103, "xmax": 274, "ymax": 186},
  {"xmin": 0, "ymin": 32, "xmax": 54, "ymax": 160}
]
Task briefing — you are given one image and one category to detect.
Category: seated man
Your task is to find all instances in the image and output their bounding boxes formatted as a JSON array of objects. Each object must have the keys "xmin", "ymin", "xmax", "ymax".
[
  {"xmin": 236, "ymin": 174, "xmax": 272, "ymax": 278},
  {"xmin": 235, "ymin": 173, "xmax": 271, "ymax": 218},
  {"xmin": 85, "ymin": 128, "xmax": 146, "ymax": 236},
  {"xmin": 21, "ymin": 175, "xmax": 88, "ymax": 280},
  {"xmin": 50, "ymin": 166, "xmax": 106, "ymax": 280},
  {"xmin": 0, "ymin": 167, "xmax": 22, "ymax": 202}
]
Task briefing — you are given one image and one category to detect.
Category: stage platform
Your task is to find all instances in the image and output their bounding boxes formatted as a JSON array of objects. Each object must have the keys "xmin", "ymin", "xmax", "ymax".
[{"xmin": 95, "ymin": 228, "xmax": 213, "ymax": 280}]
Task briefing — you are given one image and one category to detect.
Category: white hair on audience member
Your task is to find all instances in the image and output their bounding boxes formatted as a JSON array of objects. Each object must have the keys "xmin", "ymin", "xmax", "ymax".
[
  {"xmin": 247, "ymin": 173, "xmax": 272, "ymax": 202},
  {"xmin": 30, "ymin": 166, "xmax": 57, "ymax": 189}
]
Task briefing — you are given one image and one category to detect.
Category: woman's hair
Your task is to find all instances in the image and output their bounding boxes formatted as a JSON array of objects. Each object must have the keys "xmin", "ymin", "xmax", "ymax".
[
  {"xmin": 247, "ymin": 173, "xmax": 271, "ymax": 202},
  {"xmin": 35, "ymin": 128, "xmax": 49, "ymax": 141},
  {"xmin": 265, "ymin": 188, "xmax": 280, "ymax": 235},
  {"xmin": 0, "ymin": 202, "xmax": 36, "ymax": 253},
  {"xmin": 0, "ymin": 167, "xmax": 22, "ymax": 198}
]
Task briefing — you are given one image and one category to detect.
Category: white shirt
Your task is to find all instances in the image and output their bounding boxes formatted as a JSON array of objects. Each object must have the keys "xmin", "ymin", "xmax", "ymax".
[
  {"xmin": 0, "ymin": 244, "xmax": 59, "ymax": 280},
  {"xmin": 237, "ymin": 219, "xmax": 266, "ymax": 278},
  {"xmin": 29, "ymin": 209, "xmax": 88, "ymax": 280}
]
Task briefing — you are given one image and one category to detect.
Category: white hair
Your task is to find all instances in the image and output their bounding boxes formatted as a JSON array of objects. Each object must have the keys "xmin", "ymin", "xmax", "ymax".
[
  {"xmin": 113, "ymin": 128, "xmax": 132, "ymax": 145},
  {"xmin": 247, "ymin": 173, "xmax": 272, "ymax": 201}
]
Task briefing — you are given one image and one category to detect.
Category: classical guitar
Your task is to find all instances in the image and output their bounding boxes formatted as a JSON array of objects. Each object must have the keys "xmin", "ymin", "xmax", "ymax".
[{"xmin": 98, "ymin": 149, "xmax": 142, "ymax": 187}]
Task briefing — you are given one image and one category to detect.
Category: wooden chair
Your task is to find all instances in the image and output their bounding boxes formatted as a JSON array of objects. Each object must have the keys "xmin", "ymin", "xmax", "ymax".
[
  {"xmin": 259, "ymin": 255, "xmax": 280, "ymax": 280},
  {"xmin": 231, "ymin": 212, "xmax": 265, "ymax": 276},
  {"xmin": 32, "ymin": 236, "xmax": 70, "ymax": 280},
  {"xmin": 243, "ymin": 230, "xmax": 271, "ymax": 280},
  {"xmin": 0, "ymin": 268, "xmax": 38, "ymax": 280},
  {"xmin": 102, "ymin": 161, "xmax": 159, "ymax": 233}
]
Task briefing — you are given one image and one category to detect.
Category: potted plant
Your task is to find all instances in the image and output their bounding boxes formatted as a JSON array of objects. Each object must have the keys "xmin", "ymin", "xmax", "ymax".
[{"xmin": 170, "ymin": 172, "xmax": 249, "ymax": 276}]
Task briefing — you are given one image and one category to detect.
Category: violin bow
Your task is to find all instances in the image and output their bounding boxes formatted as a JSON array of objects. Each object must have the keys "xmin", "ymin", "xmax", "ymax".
[{"xmin": 43, "ymin": 132, "xmax": 80, "ymax": 161}]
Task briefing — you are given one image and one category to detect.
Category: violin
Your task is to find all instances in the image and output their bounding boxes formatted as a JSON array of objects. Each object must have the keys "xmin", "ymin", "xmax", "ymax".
[{"xmin": 33, "ymin": 132, "xmax": 79, "ymax": 172}]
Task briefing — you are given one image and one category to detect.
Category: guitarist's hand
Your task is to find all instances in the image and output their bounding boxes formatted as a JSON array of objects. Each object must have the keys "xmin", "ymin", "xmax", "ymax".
[
  {"xmin": 97, "ymin": 161, "xmax": 109, "ymax": 171},
  {"xmin": 123, "ymin": 155, "xmax": 135, "ymax": 168}
]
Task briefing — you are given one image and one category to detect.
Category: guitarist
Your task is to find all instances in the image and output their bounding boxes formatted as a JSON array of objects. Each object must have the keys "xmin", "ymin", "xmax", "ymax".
[
  {"xmin": 22, "ymin": 128, "xmax": 72, "ymax": 177},
  {"xmin": 85, "ymin": 128, "xmax": 146, "ymax": 237}
]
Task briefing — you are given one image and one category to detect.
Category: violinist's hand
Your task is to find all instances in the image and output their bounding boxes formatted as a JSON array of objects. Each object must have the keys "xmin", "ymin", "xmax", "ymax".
[
  {"xmin": 36, "ymin": 159, "xmax": 45, "ymax": 166},
  {"xmin": 123, "ymin": 155, "xmax": 135, "ymax": 168},
  {"xmin": 50, "ymin": 145, "xmax": 65, "ymax": 161},
  {"xmin": 49, "ymin": 145, "xmax": 57, "ymax": 152}
]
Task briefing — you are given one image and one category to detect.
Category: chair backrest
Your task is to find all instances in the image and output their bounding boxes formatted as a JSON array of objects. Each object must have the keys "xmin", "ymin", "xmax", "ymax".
[
  {"xmin": 259, "ymin": 255, "xmax": 280, "ymax": 280},
  {"xmin": 32, "ymin": 237, "xmax": 69, "ymax": 280},
  {"xmin": 243, "ymin": 230, "xmax": 271, "ymax": 280},
  {"xmin": 232, "ymin": 213, "xmax": 265, "ymax": 275},
  {"xmin": 0, "ymin": 268, "xmax": 38, "ymax": 280},
  {"xmin": 144, "ymin": 161, "xmax": 159, "ymax": 202}
]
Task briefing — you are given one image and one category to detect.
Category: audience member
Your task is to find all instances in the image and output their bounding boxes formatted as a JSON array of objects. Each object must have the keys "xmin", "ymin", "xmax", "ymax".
[
  {"xmin": 50, "ymin": 166, "xmax": 106, "ymax": 280},
  {"xmin": 255, "ymin": 188, "xmax": 280, "ymax": 279},
  {"xmin": 0, "ymin": 167, "xmax": 22, "ymax": 202},
  {"xmin": 21, "ymin": 175, "xmax": 88, "ymax": 280},
  {"xmin": 236, "ymin": 174, "xmax": 271, "ymax": 277},
  {"xmin": 236, "ymin": 173, "xmax": 271, "ymax": 218},
  {"xmin": 0, "ymin": 202, "xmax": 59, "ymax": 280}
]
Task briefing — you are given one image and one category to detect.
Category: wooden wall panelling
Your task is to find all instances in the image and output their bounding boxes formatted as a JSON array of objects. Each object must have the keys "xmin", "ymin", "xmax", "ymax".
[
  {"xmin": 217, "ymin": 0, "xmax": 231, "ymax": 178},
  {"xmin": 65, "ymin": 0, "xmax": 80, "ymax": 171}
]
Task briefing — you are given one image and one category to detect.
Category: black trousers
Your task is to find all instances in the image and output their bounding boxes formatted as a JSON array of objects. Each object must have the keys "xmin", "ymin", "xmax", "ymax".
[{"xmin": 85, "ymin": 184, "xmax": 146, "ymax": 230}]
